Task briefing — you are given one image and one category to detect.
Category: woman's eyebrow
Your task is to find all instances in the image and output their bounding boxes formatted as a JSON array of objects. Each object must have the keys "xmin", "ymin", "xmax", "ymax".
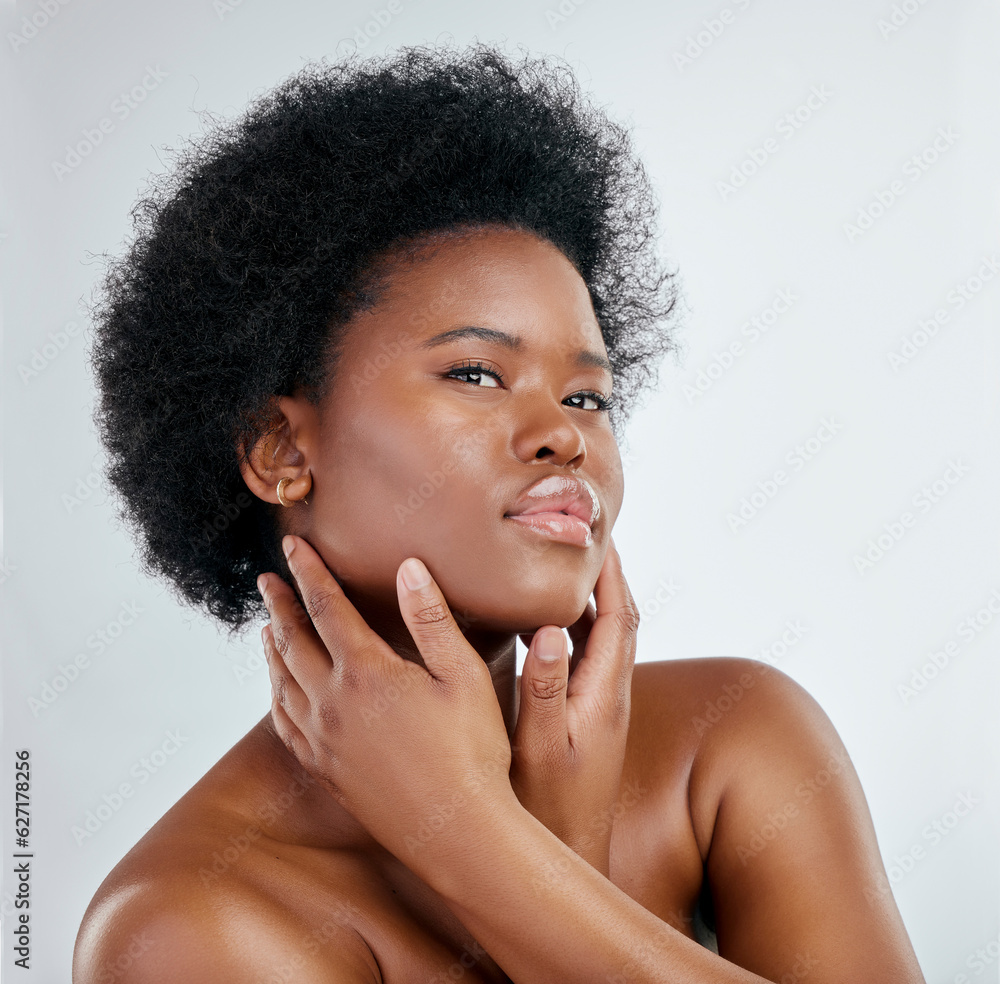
[{"xmin": 420, "ymin": 324, "xmax": 613, "ymax": 376}]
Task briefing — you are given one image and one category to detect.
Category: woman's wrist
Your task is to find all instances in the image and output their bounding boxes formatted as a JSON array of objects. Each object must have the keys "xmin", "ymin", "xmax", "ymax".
[
  {"xmin": 436, "ymin": 800, "xmax": 599, "ymax": 910},
  {"xmin": 419, "ymin": 794, "xmax": 767, "ymax": 984},
  {"xmin": 565, "ymin": 827, "xmax": 613, "ymax": 880},
  {"xmin": 403, "ymin": 778, "xmax": 613, "ymax": 889},
  {"xmin": 394, "ymin": 780, "xmax": 526, "ymax": 891},
  {"xmin": 527, "ymin": 807, "xmax": 613, "ymax": 879}
]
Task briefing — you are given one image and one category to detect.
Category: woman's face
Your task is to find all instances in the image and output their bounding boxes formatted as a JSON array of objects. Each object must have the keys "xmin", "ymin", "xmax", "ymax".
[{"xmin": 282, "ymin": 226, "xmax": 624, "ymax": 637}]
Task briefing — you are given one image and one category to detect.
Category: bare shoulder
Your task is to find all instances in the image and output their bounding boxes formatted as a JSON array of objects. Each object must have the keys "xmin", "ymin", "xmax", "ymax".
[
  {"xmin": 628, "ymin": 655, "xmax": 836, "ymax": 769},
  {"xmin": 625, "ymin": 656, "xmax": 820, "ymax": 857},
  {"xmin": 72, "ymin": 837, "xmax": 380, "ymax": 984},
  {"xmin": 628, "ymin": 656, "xmax": 925, "ymax": 982}
]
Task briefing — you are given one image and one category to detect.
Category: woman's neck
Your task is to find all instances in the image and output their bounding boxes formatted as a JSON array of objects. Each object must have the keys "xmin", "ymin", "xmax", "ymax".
[{"xmin": 244, "ymin": 636, "xmax": 519, "ymax": 854}]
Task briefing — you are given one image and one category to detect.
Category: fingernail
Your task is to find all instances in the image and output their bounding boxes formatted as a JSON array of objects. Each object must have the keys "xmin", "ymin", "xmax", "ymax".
[
  {"xmin": 282, "ymin": 535, "xmax": 295, "ymax": 560},
  {"xmin": 536, "ymin": 628, "xmax": 563, "ymax": 662},
  {"xmin": 257, "ymin": 573, "xmax": 268, "ymax": 600},
  {"xmin": 262, "ymin": 623, "xmax": 271, "ymax": 659},
  {"xmin": 401, "ymin": 558, "xmax": 430, "ymax": 591}
]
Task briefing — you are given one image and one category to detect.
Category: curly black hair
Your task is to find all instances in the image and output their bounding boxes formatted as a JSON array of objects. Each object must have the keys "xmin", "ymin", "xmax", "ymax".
[{"xmin": 86, "ymin": 39, "xmax": 682, "ymax": 637}]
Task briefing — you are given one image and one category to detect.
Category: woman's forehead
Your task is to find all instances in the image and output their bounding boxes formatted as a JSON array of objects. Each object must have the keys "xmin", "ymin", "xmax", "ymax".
[{"xmin": 341, "ymin": 228, "xmax": 603, "ymax": 352}]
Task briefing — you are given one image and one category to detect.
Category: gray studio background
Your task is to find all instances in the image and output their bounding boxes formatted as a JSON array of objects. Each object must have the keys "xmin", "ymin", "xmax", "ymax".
[{"xmin": 2, "ymin": 0, "xmax": 999, "ymax": 980}]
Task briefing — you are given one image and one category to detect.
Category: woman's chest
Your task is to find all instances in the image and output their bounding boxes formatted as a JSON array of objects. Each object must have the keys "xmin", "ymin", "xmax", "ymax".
[
  {"xmin": 275, "ymin": 718, "xmax": 707, "ymax": 982},
  {"xmin": 213, "ymin": 662, "xmax": 717, "ymax": 982},
  {"xmin": 269, "ymin": 805, "xmax": 706, "ymax": 983}
]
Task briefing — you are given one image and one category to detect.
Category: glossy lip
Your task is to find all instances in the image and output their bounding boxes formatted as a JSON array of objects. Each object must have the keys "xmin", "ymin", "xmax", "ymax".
[
  {"xmin": 502, "ymin": 473, "xmax": 601, "ymax": 547},
  {"xmin": 504, "ymin": 510, "xmax": 594, "ymax": 547}
]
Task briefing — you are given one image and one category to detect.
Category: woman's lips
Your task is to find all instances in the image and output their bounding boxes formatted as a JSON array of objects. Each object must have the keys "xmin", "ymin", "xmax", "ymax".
[{"xmin": 504, "ymin": 511, "xmax": 594, "ymax": 547}]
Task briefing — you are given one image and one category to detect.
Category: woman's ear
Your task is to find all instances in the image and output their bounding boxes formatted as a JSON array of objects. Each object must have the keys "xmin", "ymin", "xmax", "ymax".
[{"xmin": 237, "ymin": 395, "xmax": 318, "ymax": 506}]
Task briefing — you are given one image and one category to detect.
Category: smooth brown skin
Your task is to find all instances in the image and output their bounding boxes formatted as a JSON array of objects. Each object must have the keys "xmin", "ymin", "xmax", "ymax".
[{"xmin": 73, "ymin": 228, "xmax": 926, "ymax": 983}]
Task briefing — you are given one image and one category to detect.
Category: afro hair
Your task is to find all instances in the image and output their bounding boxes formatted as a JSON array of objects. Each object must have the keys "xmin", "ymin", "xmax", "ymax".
[{"xmin": 86, "ymin": 39, "xmax": 682, "ymax": 636}]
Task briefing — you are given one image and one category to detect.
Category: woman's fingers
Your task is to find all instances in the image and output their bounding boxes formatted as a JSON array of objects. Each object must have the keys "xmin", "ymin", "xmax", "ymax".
[
  {"xmin": 275, "ymin": 536, "xmax": 489, "ymax": 688},
  {"xmin": 565, "ymin": 537, "xmax": 638, "ymax": 715},
  {"xmin": 258, "ymin": 559, "xmax": 332, "ymax": 699},
  {"xmin": 520, "ymin": 597, "xmax": 595, "ymax": 678},
  {"xmin": 566, "ymin": 600, "xmax": 597, "ymax": 676},
  {"xmin": 507, "ymin": 538, "xmax": 637, "ymax": 875},
  {"xmin": 278, "ymin": 534, "xmax": 396, "ymax": 684},
  {"xmin": 395, "ymin": 557, "xmax": 487, "ymax": 685},
  {"xmin": 267, "ymin": 669, "xmax": 307, "ymax": 756},
  {"xmin": 263, "ymin": 622, "xmax": 309, "ymax": 723},
  {"xmin": 512, "ymin": 627, "xmax": 569, "ymax": 763}
]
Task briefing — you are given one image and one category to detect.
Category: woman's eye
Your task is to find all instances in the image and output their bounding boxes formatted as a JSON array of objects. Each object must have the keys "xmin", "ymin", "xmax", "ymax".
[
  {"xmin": 568, "ymin": 393, "xmax": 602, "ymax": 411},
  {"xmin": 443, "ymin": 361, "xmax": 614, "ymax": 413},
  {"xmin": 445, "ymin": 361, "xmax": 503, "ymax": 388}
]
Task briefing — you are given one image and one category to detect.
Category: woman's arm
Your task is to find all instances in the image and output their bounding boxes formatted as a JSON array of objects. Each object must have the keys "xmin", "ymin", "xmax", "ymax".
[
  {"xmin": 262, "ymin": 537, "xmax": 926, "ymax": 984},
  {"xmin": 413, "ymin": 666, "xmax": 928, "ymax": 984},
  {"xmin": 414, "ymin": 787, "xmax": 780, "ymax": 984},
  {"xmin": 689, "ymin": 657, "xmax": 926, "ymax": 981}
]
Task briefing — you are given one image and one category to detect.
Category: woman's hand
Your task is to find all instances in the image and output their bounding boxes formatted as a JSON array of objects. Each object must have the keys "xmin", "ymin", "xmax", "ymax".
[
  {"xmin": 509, "ymin": 537, "xmax": 639, "ymax": 878},
  {"xmin": 258, "ymin": 536, "xmax": 518, "ymax": 873}
]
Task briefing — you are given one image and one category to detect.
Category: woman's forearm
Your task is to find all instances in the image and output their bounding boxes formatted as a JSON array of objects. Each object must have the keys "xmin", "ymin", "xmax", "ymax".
[{"xmin": 411, "ymin": 789, "xmax": 772, "ymax": 984}]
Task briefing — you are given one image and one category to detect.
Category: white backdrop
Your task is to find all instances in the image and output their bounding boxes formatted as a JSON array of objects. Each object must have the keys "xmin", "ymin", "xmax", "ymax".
[{"xmin": 2, "ymin": 0, "xmax": 998, "ymax": 980}]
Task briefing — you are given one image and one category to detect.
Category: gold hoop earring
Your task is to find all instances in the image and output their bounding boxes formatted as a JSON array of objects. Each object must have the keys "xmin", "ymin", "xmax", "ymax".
[
  {"xmin": 276, "ymin": 477, "xmax": 294, "ymax": 507},
  {"xmin": 276, "ymin": 476, "xmax": 311, "ymax": 507}
]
